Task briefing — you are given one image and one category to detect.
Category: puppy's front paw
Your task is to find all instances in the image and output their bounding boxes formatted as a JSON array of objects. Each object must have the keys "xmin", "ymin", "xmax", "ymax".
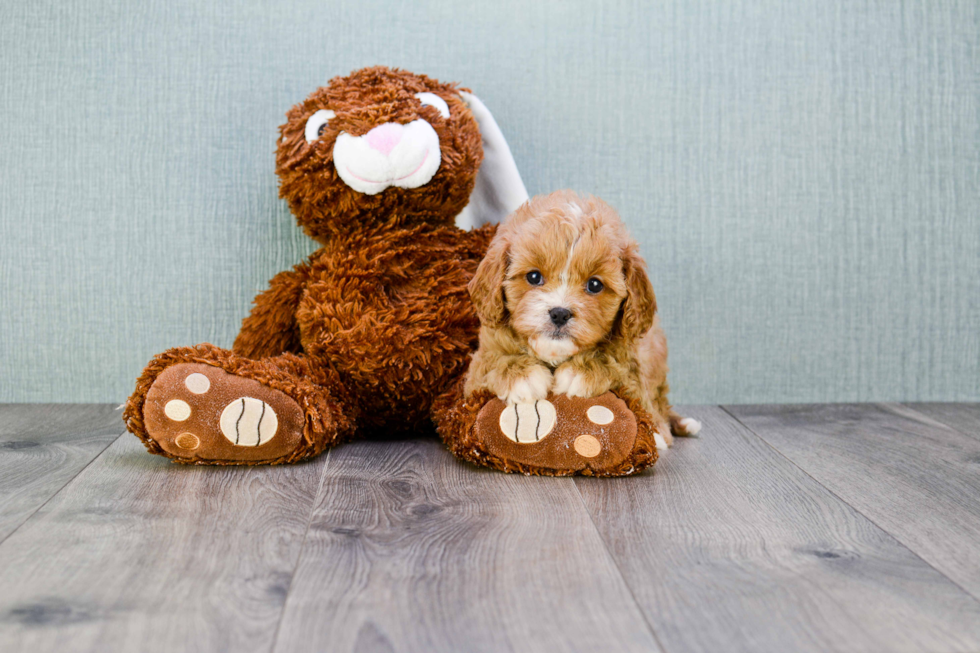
[
  {"xmin": 552, "ymin": 365, "xmax": 610, "ymax": 398},
  {"xmin": 499, "ymin": 365, "xmax": 552, "ymax": 404}
]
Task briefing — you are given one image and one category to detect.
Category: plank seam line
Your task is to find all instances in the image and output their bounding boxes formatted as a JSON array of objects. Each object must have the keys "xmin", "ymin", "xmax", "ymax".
[
  {"xmin": 720, "ymin": 404, "xmax": 980, "ymax": 605},
  {"xmin": 268, "ymin": 448, "xmax": 333, "ymax": 653},
  {"xmin": 900, "ymin": 403, "xmax": 980, "ymax": 442},
  {"xmin": 0, "ymin": 430, "xmax": 125, "ymax": 548},
  {"xmin": 571, "ymin": 479, "xmax": 670, "ymax": 653}
]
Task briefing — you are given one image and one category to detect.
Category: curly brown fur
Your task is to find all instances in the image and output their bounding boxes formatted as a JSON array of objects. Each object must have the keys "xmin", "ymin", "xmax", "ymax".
[
  {"xmin": 126, "ymin": 66, "xmax": 496, "ymax": 462},
  {"xmin": 277, "ymin": 67, "xmax": 483, "ymax": 244},
  {"xmin": 465, "ymin": 190, "xmax": 698, "ymax": 445}
]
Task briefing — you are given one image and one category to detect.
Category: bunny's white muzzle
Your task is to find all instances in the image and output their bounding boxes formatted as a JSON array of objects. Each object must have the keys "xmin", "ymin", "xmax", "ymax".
[{"xmin": 334, "ymin": 119, "xmax": 442, "ymax": 195}]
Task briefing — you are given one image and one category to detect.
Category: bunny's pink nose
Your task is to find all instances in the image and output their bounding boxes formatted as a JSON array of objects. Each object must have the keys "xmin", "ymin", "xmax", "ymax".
[{"xmin": 364, "ymin": 123, "xmax": 403, "ymax": 156}]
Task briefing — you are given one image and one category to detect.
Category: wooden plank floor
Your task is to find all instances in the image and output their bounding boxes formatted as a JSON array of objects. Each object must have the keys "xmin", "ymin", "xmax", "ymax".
[
  {"xmin": 728, "ymin": 404, "xmax": 980, "ymax": 602},
  {"xmin": 0, "ymin": 403, "xmax": 978, "ymax": 652}
]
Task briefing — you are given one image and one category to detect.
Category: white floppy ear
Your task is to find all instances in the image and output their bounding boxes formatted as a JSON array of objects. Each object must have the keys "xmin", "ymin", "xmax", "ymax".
[{"xmin": 455, "ymin": 92, "xmax": 529, "ymax": 230}]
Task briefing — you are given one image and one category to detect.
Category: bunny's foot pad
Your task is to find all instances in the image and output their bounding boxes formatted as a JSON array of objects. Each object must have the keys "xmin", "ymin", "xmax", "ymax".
[
  {"xmin": 477, "ymin": 393, "xmax": 639, "ymax": 474},
  {"xmin": 434, "ymin": 382, "xmax": 658, "ymax": 476},
  {"xmin": 142, "ymin": 363, "xmax": 306, "ymax": 463}
]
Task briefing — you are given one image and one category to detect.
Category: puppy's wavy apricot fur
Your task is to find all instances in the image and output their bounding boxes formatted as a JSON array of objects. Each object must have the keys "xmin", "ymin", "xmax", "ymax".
[{"xmin": 465, "ymin": 190, "xmax": 697, "ymax": 444}]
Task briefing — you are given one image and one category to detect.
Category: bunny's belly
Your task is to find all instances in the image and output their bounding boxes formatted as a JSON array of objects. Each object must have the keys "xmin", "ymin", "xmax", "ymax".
[{"xmin": 296, "ymin": 240, "xmax": 485, "ymax": 432}]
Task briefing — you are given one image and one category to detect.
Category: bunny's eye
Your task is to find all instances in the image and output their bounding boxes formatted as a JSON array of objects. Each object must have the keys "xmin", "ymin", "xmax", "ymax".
[
  {"xmin": 526, "ymin": 270, "xmax": 544, "ymax": 286},
  {"xmin": 305, "ymin": 109, "xmax": 336, "ymax": 143},
  {"xmin": 415, "ymin": 92, "xmax": 450, "ymax": 119}
]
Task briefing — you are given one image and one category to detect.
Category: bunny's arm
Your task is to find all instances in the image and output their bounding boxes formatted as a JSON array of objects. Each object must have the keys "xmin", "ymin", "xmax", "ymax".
[{"xmin": 232, "ymin": 262, "xmax": 312, "ymax": 359}]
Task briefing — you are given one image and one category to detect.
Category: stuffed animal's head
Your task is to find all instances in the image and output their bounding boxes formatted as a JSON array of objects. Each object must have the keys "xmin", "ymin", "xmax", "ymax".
[{"xmin": 277, "ymin": 67, "xmax": 514, "ymax": 242}]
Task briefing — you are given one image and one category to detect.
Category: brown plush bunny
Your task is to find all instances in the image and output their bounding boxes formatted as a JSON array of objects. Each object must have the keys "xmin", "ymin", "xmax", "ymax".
[{"xmin": 125, "ymin": 66, "xmax": 659, "ymax": 476}]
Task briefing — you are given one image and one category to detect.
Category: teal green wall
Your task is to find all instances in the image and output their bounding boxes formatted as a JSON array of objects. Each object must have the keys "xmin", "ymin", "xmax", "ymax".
[{"xmin": 1, "ymin": 0, "xmax": 978, "ymax": 403}]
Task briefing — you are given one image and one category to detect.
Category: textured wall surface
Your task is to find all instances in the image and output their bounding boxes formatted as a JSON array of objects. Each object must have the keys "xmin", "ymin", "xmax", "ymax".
[{"xmin": 1, "ymin": 0, "xmax": 978, "ymax": 404}]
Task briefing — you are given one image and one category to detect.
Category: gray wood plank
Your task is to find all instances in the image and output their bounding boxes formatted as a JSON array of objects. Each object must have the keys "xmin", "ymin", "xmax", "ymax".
[
  {"xmin": 0, "ymin": 404, "xmax": 120, "ymax": 542},
  {"xmin": 577, "ymin": 406, "xmax": 980, "ymax": 653},
  {"xmin": 728, "ymin": 403, "xmax": 980, "ymax": 603},
  {"xmin": 0, "ymin": 432, "xmax": 328, "ymax": 653},
  {"xmin": 272, "ymin": 438, "xmax": 662, "ymax": 653},
  {"xmin": 904, "ymin": 403, "xmax": 980, "ymax": 441}
]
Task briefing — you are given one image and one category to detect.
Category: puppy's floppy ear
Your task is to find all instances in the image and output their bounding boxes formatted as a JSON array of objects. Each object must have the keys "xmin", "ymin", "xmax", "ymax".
[
  {"xmin": 616, "ymin": 243, "xmax": 657, "ymax": 341},
  {"xmin": 455, "ymin": 92, "xmax": 529, "ymax": 230},
  {"xmin": 468, "ymin": 235, "xmax": 510, "ymax": 327}
]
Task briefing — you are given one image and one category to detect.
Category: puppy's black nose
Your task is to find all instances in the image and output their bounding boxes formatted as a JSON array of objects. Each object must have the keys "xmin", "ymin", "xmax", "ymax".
[{"xmin": 549, "ymin": 307, "xmax": 572, "ymax": 327}]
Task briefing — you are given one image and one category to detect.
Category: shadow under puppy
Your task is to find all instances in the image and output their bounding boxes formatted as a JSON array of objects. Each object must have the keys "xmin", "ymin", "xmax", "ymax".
[{"xmin": 465, "ymin": 190, "xmax": 700, "ymax": 447}]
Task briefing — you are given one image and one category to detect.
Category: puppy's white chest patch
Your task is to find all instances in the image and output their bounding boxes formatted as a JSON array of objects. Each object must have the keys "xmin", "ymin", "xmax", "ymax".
[{"xmin": 528, "ymin": 336, "xmax": 577, "ymax": 365}]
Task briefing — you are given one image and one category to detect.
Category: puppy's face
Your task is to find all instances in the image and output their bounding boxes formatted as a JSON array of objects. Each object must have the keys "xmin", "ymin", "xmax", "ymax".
[
  {"xmin": 470, "ymin": 191, "xmax": 656, "ymax": 366},
  {"xmin": 505, "ymin": 212, "xmax": 627, "ymax": 364}
]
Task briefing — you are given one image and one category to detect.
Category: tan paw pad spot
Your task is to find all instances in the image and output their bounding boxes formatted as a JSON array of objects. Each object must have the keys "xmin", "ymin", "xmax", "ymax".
[
  {"xmin": 164, "ymin": 399, "xmax": 191, "ymax": 421},
  {"xmin": 586, "ymin": 405, "xmax": 614, "ymax": 425},
  {"xmin": 498, "ymin": 399, "xmax": 557, "ymax": 443},
  {"xmin": 219, "ymin": 397, "xmax": 278, "ymax": 446},
  {"xmin": 184, "ymin": 373, "xmax": 211, "ymax": 394},
  {"xmin": 574, "ymin": 434, "xmax": 602, "ymax": 458},
  {"xmin": 174, "ymin": 433, "xmax": 200, "ymax": 450}
]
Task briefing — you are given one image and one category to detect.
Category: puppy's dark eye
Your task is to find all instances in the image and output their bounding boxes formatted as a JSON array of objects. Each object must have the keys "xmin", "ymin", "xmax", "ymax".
[
  {"xmin": 526, "ymin": 270, "xmax": 544, "ymax": 286},
  {"xmin": 586, "ymin": 277, "xmax": 604, "ymax": 294}
]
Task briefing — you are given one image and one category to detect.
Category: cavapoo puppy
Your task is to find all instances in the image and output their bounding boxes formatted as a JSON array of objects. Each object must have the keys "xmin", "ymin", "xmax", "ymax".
[{"xmin": 464, "ymin": 190, "xmax": 700, "ymax": 446}]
